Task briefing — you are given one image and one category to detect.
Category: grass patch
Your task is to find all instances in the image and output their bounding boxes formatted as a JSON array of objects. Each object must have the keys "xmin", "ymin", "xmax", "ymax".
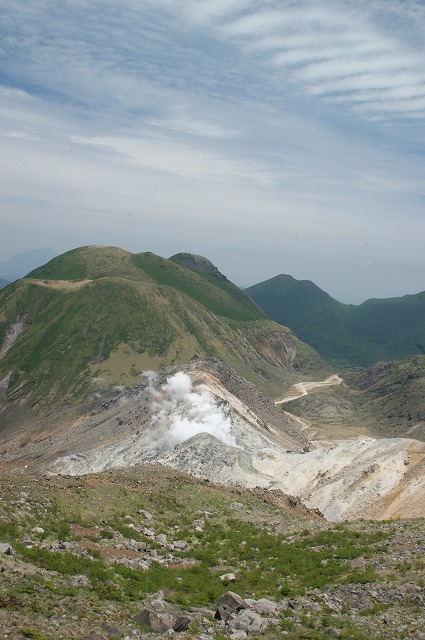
[{"xmin": 19, "ymin": 629, "xmax": 51, "ymax": 640}]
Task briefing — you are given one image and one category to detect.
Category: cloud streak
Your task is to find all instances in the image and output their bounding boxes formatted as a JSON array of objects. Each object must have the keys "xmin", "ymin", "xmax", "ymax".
[
  {"xmin": 214, "ymin": 1, "xmax": 425, "ymax": 120},
  {"xmin": 1, "ymin": 1, "xmax": 425, "ymax": 303}
]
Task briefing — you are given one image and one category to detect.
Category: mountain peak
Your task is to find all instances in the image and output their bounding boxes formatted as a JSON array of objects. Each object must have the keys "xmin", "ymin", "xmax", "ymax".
[{"xmin": 170, "ymin": 253, "xmax": 228, "ymax": 283}]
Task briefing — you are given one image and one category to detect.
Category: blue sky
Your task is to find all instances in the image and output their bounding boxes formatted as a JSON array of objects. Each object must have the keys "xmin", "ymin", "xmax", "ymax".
[{"xmin": 1, "ymin": 0, "xmax": 425, "ymax": 302}]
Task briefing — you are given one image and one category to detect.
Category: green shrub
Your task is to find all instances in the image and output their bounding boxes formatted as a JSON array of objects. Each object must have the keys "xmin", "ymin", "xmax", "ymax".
[
  {"xmin": 0, "ymin": 519, "xmax": 20, "ymax": 540},
  {"xmin": 343, "ymin": 569, "xmax": 377, "ymax": 584},
  {"xmin": 97, "ymin": 581, "xmax": 126, "ymax": 601},
  {"xmin": 19, "ymin": 629, "xmax": 51, "ymax": 640},
  {"xmin": 15, "ymin": 542, "xmax": 111, "ymax": 582}
]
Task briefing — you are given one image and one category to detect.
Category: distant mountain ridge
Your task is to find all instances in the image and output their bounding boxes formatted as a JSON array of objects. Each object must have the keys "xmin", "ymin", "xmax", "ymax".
[
  {"xmin": 0, "ymin": 279, "xmax": 10, "ymax": 290},
  {"xmin": 246, "ymin": 274, "xmax": 425, "ymax": 368},
  {"xmin": 0, "ymin": 247, "xmax": 56, "ymax": 282},
  {"xmin": 0, "ymin": 246, "xmax": 330, "ymax": 424}
]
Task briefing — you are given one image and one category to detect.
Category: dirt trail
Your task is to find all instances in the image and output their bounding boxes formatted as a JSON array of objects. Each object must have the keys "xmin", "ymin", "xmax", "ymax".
[
  {"xmin": 275, "ymin": 374, "xmax": 343, "ymax": 405},
  {"xmin": 25, "ymin": 278, "xmax": 93, "ymax": 290},
  {"xmin": 274, "ymin": 374, "xmax": 343, "ymax": 439}
]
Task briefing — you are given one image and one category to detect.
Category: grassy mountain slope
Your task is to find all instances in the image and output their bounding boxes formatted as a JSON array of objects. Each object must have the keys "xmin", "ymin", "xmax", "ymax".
[
  {"xmin": 246, "ymin": 274, "xmax": 425, "ymax": 368},
  {"xmin": 0, "ymin": 247, "xmax": 330, "ymax": 417}
]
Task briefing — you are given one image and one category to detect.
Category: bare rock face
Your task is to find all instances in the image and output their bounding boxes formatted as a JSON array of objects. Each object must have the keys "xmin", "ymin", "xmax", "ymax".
[{"xmin": 0, "ymin": 313, "xmax": 28, "ymax": 361}]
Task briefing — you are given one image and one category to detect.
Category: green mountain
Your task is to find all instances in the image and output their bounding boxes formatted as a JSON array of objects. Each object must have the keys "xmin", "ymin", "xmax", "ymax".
[
  {"xmin": 0, "ymin": 247, "xmax": 330, "ymax": 418},
  {"xmin": 246, "ymin": 274, "xmax": 425, "ymax": 368}
]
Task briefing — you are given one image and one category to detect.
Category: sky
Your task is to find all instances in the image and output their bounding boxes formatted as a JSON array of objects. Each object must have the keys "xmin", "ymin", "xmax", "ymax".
[{"xmin": 1, "ymin": 0, "xmax": 425, "ymax": 303}]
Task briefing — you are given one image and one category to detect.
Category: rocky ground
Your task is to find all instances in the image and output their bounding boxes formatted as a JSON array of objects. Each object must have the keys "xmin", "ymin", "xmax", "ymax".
[{"xmin": 0, "ymin": 465, "xmax": 424, "ymax": 640}]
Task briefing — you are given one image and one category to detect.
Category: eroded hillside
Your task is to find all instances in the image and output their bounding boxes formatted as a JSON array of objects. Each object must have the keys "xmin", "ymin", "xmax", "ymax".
[{"xmin": 2, "ymin": 359, "xmax": 423, "ymax": 523}]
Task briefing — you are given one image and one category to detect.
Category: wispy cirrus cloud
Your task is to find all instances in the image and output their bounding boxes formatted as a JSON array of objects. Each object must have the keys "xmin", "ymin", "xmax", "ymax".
[
  {"xmin": 211, "ymin": 1, "xmax": 425, "ymax": 120},
  {"xmin": 1, "ymin": 1, "xmax": 425, "ymax": 302}
]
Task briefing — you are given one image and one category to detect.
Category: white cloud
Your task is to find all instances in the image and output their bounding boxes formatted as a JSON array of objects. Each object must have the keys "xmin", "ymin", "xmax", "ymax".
[
  {"xmin": 145, "ymin": 114, "xmax": 240, "ymax": 139},
  {"xmin": 213, "ymin": 1, "xmax": 425, "ymax": 122},
  {"xmin": 1, "ymin": 0, "xmax": 425, "ymax": 302}
]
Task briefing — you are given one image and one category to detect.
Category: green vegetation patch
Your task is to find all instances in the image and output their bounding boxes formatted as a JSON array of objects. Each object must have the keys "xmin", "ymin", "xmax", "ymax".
[
  {"xmin": 26, "ymin": 248, "xmax": 88, "ymax": 281},
  {"xmin": 132, "ymin": 252, "xmax": 262, "ymax": 321}
]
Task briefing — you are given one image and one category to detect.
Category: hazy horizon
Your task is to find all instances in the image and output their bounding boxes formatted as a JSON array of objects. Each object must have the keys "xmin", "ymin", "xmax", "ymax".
[{"xmin": 1, "ymin": 244, "xmax": 424, "ymax": 305}]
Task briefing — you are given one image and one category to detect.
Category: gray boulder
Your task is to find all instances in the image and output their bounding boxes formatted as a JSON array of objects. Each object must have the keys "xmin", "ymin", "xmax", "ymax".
[
  {"xmin": 244, "ymin": 598, "xmax": 277, "ymax": 616},
  {"xmin": 0, "ymin": 543, "xmax": 14, "ymax": 555},
  {"xmin": 156, "ymin": 533, "xmax": 168, "ymax": 546},
  {"xmin": 227, "ymin": 610, "xmax": 267, "ymax": 635},
  {"xmin": 219, "ymin": 573, "xmax": 237, "ymax": 583},
  {"xmin": 135, "ymin": 599, "xmax": 190, "ymax": 633},
  {"xmin": 173, "ymin": 540, "xmax": 190, "ymax": 551},
  {"xmin": 215, "ymin": 591, "xmax": 246, "ymax": 621}
]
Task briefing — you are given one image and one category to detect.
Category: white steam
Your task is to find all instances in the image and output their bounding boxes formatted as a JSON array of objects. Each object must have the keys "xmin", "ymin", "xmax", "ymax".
[{"xmin": 143, "ymin": 370, "xmax": 239, "ymax": 448}]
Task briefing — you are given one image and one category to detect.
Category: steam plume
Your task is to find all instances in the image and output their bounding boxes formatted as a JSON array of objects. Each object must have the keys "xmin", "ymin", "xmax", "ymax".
[{"xmin": 143, "ymin": 370, "xmax": 238, "ymax": 448}]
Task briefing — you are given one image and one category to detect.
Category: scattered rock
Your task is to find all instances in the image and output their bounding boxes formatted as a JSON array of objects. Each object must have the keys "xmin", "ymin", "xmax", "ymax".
[
  {"xmin": 227, "ymin": 609, "xmax": 267, "ymax": 635},
  {"xmin": 244, "ymin": 598, "xmax": 277, "ymax": 616},
  {"xmin": 219, "ymin": 573, "xmax": 237, "ymax": 583},
  {"xmin": 101, "ymin": 622, "xmax": 124, "ymax": 637},
  {"xmin": 172, "ymin": 540, "xmax": 189, "ymax": 551},
  {"xmin": 135, "ymin": 598, "xmax": 190, "ymax": 633},
  {"xmin": 0, "ymin": 543, "xmax": 14, "ymax": 555}
]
